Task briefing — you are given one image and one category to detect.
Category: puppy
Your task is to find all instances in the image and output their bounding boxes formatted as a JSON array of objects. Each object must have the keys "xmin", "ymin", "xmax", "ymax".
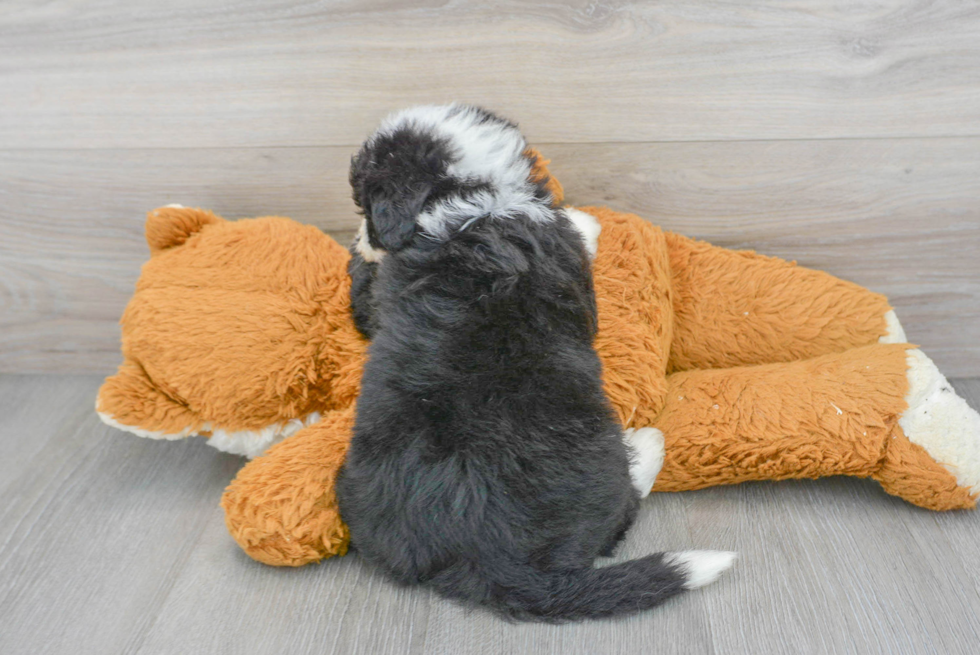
[{"xmin": 337, "ymin": 104, "xmax": 734, "ymax": 622}]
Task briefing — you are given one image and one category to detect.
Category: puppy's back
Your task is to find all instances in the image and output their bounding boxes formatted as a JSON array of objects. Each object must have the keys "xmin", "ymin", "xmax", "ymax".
[{"xmin": 338, "ymin": 104, "xmax": 736, "ymax": 622}]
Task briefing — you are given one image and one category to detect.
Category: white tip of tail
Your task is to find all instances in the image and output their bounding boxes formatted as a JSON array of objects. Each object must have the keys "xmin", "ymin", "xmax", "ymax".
[{"xmin": 665, "ymin": 550, "xmax": 738, "ymax": 589}]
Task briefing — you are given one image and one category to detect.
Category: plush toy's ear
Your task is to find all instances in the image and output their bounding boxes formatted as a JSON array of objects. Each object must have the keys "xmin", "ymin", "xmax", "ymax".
[
  {"xmin": 145, "ymin": 205, "xmax": 224, "ymax": 255},
  {"xmin": 524, "ymin": 147, "xmax": 564, "ymax": 206},
  {"xmin": 96, "ymin": 359, "xmax": 205, "ymax": 439}
]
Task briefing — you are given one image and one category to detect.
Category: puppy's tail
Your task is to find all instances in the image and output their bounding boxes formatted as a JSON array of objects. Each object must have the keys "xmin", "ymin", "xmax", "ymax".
[{"xmin": 474, "ymin": 551, "xmax": 736, "ymax": 622}]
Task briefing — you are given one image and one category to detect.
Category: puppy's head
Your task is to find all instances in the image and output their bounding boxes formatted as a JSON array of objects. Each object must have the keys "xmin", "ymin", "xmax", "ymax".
[{"xmin": 349, "ymin": 104, "xmax": 558, "ymax": 259}]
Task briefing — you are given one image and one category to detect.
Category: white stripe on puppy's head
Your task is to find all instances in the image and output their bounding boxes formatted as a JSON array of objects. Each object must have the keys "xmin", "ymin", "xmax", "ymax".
[{"xmin": 349, "ymin": 104, "xmax": 559, "ymax": 254}]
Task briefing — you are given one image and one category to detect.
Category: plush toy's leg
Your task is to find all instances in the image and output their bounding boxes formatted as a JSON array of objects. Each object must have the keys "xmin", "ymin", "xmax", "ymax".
[
  {"xmin": 647, "ymin": 343, "xmax": 978, "ymax": 510},
  {"xmin": 222, "ymin": 407, "xmax": 354, "ymax": 567},
  {"xmin": 877, "ymin": 349, "xmax": 980, "ymax": 506},
  {"xmin": 663, "ymin": 231, "xmax": 894, "ymax": 372}
]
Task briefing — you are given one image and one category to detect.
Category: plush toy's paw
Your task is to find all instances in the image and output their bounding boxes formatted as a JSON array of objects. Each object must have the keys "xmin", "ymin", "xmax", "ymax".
[
  {"xmin": 205, "ymin": 412, "xmax": 323, "ymax": 459},
  {"xmin": 623, "ymin": 427, "xmax": 665, "ymax": 498},
  {"xmin": 879, "ymin": 309, "xmax": 908, "ymax": 344},
  {"xmin": 900, "ymin": 349, "xmax": 980, "ymax": 497},
  {"xmin": 564, "ymin": 207, "xmax": 601, "ymax": 258},
  {"xmin": 222, "ymin": 409, "xmax": 355, "ymax": 567}
]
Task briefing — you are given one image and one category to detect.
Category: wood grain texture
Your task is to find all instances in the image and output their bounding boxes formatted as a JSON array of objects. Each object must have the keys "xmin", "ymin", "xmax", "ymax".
[
  {"xmin": 3, "ymin": 0, "xmax": 980, "ymax": 375},
  {"xmin": 0, "ymin": 375, "xmax": 244, "ymax": 655},
  {"xmin": 0, "ymin": 146, "xmax": 355, "ymax": 374},
  {"xmin": 0, "ymin": 375, "xmax": 97, "ymax": 494},
  {"xmin": 2, "ymin": 138, "xmax": 977, "ymax": 375},
  {"xmin": 1, "ymin": 375, "xmax": 979, "ymax": 654},
  {"xmin": 550, "ymin": 139, "xmax": 980, "ymax": 376},
  {"xmin": 3, "ymin": 1, "xmax": 980, "ymax": 148},
  {"xmin": 690, "ymin": 480, "xmax": 980, "ymax": 654}
]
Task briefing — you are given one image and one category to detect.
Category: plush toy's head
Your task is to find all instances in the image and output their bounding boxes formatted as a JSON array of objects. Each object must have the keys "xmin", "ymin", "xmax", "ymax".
[
  {"xmin": 96, "ymin": 206, "xmax": 367, "ymax": 457},
  {"xmin": 97, "ymin": 154, "xmax": 673, "ymax": 459}
]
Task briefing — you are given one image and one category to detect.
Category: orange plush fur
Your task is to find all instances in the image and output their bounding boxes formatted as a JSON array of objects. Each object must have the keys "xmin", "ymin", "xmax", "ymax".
[{"xmin": 97, "ymin": 155, "xmax": 976, "ymax": 568}]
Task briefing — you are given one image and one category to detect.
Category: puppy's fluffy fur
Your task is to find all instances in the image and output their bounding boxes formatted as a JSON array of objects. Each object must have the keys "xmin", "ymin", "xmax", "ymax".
[{"xmin": 338, "ymin": 104, "xmax": 734, "ymax": 622}]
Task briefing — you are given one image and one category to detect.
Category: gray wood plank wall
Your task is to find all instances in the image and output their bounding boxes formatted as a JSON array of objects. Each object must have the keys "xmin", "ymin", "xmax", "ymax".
[{"xmin": 2, "ymin": 1, "xmax": 979, "ymax": 375}]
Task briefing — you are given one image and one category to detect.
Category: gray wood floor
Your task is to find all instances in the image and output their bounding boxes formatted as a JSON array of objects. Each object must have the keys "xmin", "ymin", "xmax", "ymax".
[{"xmin": 2, "ymin": 374, "xmax": 980, "ymax": 655}]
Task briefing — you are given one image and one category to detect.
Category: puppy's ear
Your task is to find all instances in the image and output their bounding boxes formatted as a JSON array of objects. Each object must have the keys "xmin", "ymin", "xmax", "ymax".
[{"xmin": 368, "ymin": 186, "xmax": 428, "ymax": 251}]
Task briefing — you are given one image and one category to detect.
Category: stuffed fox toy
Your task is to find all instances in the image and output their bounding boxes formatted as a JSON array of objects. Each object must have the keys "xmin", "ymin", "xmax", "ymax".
[{"xmin": 97, "ymin": 153, "xmax": 980, "ymax": 567}]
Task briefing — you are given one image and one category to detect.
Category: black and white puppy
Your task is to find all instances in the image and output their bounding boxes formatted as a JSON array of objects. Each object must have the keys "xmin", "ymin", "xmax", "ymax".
[{"xmin": 338, "ymin": 104, "xmax": 734, "ymax": 622}]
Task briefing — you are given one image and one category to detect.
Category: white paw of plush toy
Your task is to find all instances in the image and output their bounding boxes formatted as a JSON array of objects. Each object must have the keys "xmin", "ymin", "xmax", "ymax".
[{"xmin": 901, "ymin": 348, "xmax": 980, "ymax": 497}]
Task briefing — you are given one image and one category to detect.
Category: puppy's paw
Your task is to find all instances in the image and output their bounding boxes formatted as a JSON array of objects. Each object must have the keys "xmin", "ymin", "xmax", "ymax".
[
  {"xmin": 900, "ymin": 349, "xmax": 980, "ymax": 496},
  {"xmin": 623, "ymin": 427, "xmax": 665, "ymax": 498},
  {"xmin": 564, "ymin": 208, "xmax": 601, "ymax": 258}
]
